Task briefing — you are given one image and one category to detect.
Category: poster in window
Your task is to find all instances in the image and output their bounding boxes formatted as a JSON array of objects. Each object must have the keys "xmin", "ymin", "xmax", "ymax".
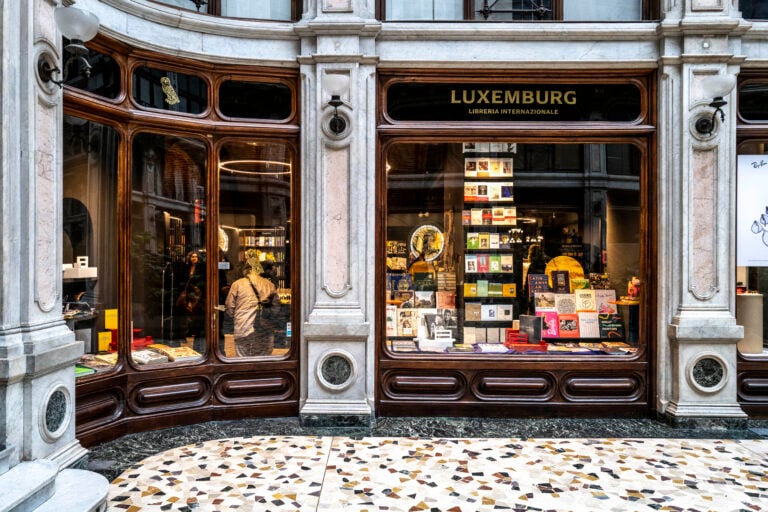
[{"xmin": 737, "ymin": 155, "xmax": 768, "ymax": 266}]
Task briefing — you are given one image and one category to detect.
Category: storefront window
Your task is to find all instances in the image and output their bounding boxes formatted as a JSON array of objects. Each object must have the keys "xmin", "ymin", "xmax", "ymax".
[
  {"xmin": 218, "ymin": 140, "xmax": 293, "ymax": 358},
  {"xmin": 130, "ymin": 133, "xmax": 208, "ymax": 364},
  {"xmin": 218, "ymin": 80, "xmax": 293, "ymax": 120},
  {"xmin": 385, "ymin": 142, "xmax": 642, "ymax": 355},
  {"xmin": 61, "ymin": 41, "xmax": 121, "ymax": 99},
  {"xmin": 63, "ymin": 117, "xmax": 120, "ymax": 376},
  {"xmin": 736, "ymin": 146, "xmax": 768, "ymax": 357},
  {"xmin": 382, "ymin": 0, "xmax": 646, "ymax": 20},
  {"xmin": 132, "ymin": 66, "xmax": 208, "ymax": 115},
  {"xmin": 740, "ymin": 0, "xmax": 768, "ymax": 19},
  {"xmin": 148, "ymin": 0, "xmax": 294, "ymax": 20}
]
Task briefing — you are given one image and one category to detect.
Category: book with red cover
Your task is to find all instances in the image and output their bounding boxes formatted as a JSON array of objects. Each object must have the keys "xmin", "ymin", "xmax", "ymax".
[{"xmin": 558, "ymin": 313, "xmax": 580, "ymax": 338}]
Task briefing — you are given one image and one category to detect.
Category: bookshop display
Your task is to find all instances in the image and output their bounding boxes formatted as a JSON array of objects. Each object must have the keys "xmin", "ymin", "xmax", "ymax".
[{"xmin": 385, "ymin": 142, "xmax": 642, "ymax": 356}]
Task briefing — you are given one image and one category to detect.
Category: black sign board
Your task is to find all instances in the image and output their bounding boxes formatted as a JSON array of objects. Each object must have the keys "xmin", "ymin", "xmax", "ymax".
[{"xmin": 386, "ymin": 82, "xmax": 641, "ymax": 122}]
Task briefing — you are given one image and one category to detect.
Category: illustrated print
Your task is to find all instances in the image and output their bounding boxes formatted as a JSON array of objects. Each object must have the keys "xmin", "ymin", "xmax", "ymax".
[{"xmin": 750, "ymin": 206, "xmax": 768, "ymax": 246}]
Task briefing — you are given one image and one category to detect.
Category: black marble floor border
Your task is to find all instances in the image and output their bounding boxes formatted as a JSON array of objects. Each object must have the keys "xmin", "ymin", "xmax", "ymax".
[{"xmin": 83, "ymin": 416, "xmax": 768, "ymax": 482}]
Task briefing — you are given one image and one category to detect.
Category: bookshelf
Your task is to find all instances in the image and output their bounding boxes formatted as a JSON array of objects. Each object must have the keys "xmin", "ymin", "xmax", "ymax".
[{"xmin": 237, "ymin": 227, "xmax": 287, "ymax": 288}]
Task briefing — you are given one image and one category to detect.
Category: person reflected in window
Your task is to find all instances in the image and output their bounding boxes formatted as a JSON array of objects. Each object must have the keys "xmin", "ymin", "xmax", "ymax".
[
  {"xmin": 225, "ymin": 252, "xmax": 280, "ymax": 357},
  {"xmin": 176, "ymin": 250, "xmax": 205, "ymax": 348}
]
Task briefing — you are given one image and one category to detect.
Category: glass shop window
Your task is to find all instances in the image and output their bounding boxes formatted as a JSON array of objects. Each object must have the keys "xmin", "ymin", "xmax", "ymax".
[
  {"xmin": 740, "ymin": 0, "xmax": 768, "ymax": 19},
  {"xmin": 218, "ymin": 80, "xmax": 293, "ymax": 120},
  {"xmin": 63, "ymin": 117, "xmax": 120, "ymax": 377},
  {"xmin": 61, "ymin": 41, "xmax": 121, "ymax": 99},
  {"xmin": 217, "ymin": 140, "xmax": 293, "ymax": 359},
  {"xmin": 736, "ymin": 144, "xmax": 768, "ymax": 357},
  {"xmin": 148, "ymin": 0, "xmax": 293, "ymax": 20},
  {"xmin": 384, "ymin": 142, "xmax": 643, "ymax": 355},
  {"xmin": 132, "ymin": 66, "xmax": 208, "ymax": 115},
  {"xmin": 130, "ymin": 133, "xmax": 208, "ymax": 365},
  {"xmin": 383, "ymin": 0, "xmax": 645, "ymax": 20}
]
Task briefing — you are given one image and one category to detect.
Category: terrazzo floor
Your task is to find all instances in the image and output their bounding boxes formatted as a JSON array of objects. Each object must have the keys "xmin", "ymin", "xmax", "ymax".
[{"xmin": 104, "ymin": 433, "xmax": 768, "ymax": 511}]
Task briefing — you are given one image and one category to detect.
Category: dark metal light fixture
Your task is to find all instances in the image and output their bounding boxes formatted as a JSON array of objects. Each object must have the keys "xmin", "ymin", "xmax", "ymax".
[
  {"xmin": 323, "ymin": 73, "xmax": 350, "ymax": 136},
  {"xmin": 38, "ymin": 6, "xmax": 99, "ymax": 88},
  {"xmin": 328, "ymin": 95, "xmax": 346, "ymax": 135},
  {"xmin": 189, "ymin": 0, "xmax": 207, "ymax": 12},
  {"xmin": 694, "ymin": 74, "xmax": 737, "ymax": 136}
]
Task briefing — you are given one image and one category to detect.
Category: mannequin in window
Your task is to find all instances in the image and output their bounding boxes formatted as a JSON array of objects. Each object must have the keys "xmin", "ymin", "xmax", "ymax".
[{"xmin": 225, "ymin": 251, "xmax": 280, "ymax": 357}]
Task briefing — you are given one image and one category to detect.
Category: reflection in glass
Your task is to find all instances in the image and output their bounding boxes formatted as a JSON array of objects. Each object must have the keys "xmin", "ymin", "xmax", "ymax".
[
  {"xmin": 131, "ymin": 133, "xmax": 207, "ymax": 364},
  {"xmin": 132, "ymin": 66, "xmax": 208, "ymax": 115},
  {"xmin": 218, "ymin": 141, "xmax": 292, "ymax": 358},
  {"xmin": 63, "ymin": 117, "xmax": 120, "ymax": 375},
  {"xmin": 736, "ymin": 142, "xmax": 768, "ymax": 356},
  {"xmin": 221, "ymin": 0, "xmax": 292, "ymax": 20},
  {"xmin": 62, "ymin": 41, "xmax": 121, "ymax": 99},
  {"xmin": 385, "ymin": 142, "xmax": 642, "ymax": 355},
  {"xmin": 219, "ymin": 80, "xmax": 293, "ymax": 120}
]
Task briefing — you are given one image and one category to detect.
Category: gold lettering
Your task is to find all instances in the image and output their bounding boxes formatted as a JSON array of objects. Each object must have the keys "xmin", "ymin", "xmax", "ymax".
[
  {"xmin": 477, "ymin": 90, "xmax": 490, "ymax": 103},
  {"xmin": 450, "ymin": 90, "xmax": 461, "ymax": 104},
  {"xmin": 564, "ymin": 91, "xmax": 576, "ymax": 105},
  {"xmin": 463, "ymin": 90, "xmax": 476, "ymax": 104},
  {"xmin": 550, "ymin": 91, "xmax": 563, "ymax": 104},
  {"xmin": 505, "ymin": 90, "xmax": 520, "ymax": 103},
  {"xmin": 522, "ymin": 90, "xmax": 534, "ymax": 104},
  {"xmin": 492, "ymin": 90, "xmax": 502, "ymax": 104}
]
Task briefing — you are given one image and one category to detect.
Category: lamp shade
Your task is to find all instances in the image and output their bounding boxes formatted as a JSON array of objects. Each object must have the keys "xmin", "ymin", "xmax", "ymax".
[
  {"xmin": 323, "ymin": 73, "xmax": 350, "ymax": 96},
  {"xmin": 54, "ymin": 6, "xmax": 99, "ymax": 42},
  {"xmin": 701, "ymin": 74, "xmax": 737, "ymax": 99}
]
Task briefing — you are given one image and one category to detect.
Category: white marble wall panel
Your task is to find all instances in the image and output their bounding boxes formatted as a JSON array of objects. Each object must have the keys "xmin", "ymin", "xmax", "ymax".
[{"xmin": 78, "ymin": 0, "xmax": 299, "ymax": 66}]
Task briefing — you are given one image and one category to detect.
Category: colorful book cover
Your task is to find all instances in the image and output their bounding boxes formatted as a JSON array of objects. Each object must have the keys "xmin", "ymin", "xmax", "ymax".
[
  {"xmin": 534, "ymin": 292, "xmax": 557, "ymax": 311},
  {"xmin": 464, "ymin": 158, "xmax": 478, "ymax": 177},
  {"xmin": 393, "ymin": 290, "xmax": 414, "ymax": 307},
  {"xmin": 463, "ymin": 282, "xmax": 478, "ymax": 297},
  {"xmin": 477, "ymin": 159, "xmax": 490, "ymax": 177},
  {"xmin": 489, "ymin": 254, "xmax": 502, "ymax": 273},
  {"xmin": 501, "ymin": 158, "xmax": 513, "ymax": 175},
  {"xmin": 504, "ymin": 207, "xmax": 517, "ymax": 225},
  {"xmin": 414, "ymin": 291, "xmax": 435, "ymax": 308},
  {"xmin": 476, "ymin": 183, "xmax": 488, "ymax": 201},
  {"xmin": 527, "ymin": 273, "xmax": 551, "ymax": 297},
  {"xmin": 462, "ymin": 209, "xmax": 471, "ymax": 225},
  {"xmin": 595, "ymin": 289, "xmax": 618, "ymax": 314},
  {"xmin": 464, "ymin": 183, "xmax": 478, "ymax": 201},
  {"xmin": 519, "ymin": 314, "xmax": 543, "ymax": 343},
  {"xmin": 465, "ymin": 254, "xmax": 478, "ymax": 273},
  {"xmin": 476, "ymin": 279, "xmax": 489, "ymax": 297},
  {"xmin": 502, "ymin": 283, "xmax": 517, "ymax": 297},
  {"xmin": 488, "ymin": 184, "xmax": 502, "ymax": 201},
  {"xmin": 386, "ymin": 304, "xmax": 398, "ymax": 337},
  {"xmin": 481, "ymin": 304, "xmax": 497, "ymax": 321},
  {"xmin": 471, "ymin": 208, "xmax": 483, "ymax": 225},
  {"xmin": 571, "ymin": 278, "xmax": 590, "ymax": 290},
  {"xmin": 482, "ymin": 209, "xmax": 493, "ymax": 225},
  {"xmin": 397, "ymin": 308, "xmax": 418, "ymax": 337},
  {"xmin": 466, "ymin": 232, "xmax": 480, "ymax": 249},
  {"xmin": 390, "ymin": 273, "xmax": 413, "ymax": 292},
  {"xmin": 554, "ymin": 293, "xmax": 577, "ymax": 314},
  {"xmin": 551, "ymin": 270, "xmax": 571, "ymax": 294},
  {"xmin": 574, "ymin": 288, "xmax": 597, "ymax": 312},
  {"xmin": 537, "ymin": 310, "xmax": 560, "ymax": 338},
  {"xmin": 598, "ymin": 314, "xmax": 625, "ymax": 340},
  {"xmin": 436, "ymin": 291, "xmax": 456, "ymax": 309},
  {"xmin": 489, "ymin": 159, "xmax": 502, "ymax": 176},
  {"xmin": 577, "ymin": 312, "xmax": 600, "ymax": 338},
  {"xmin": 489, "ymin": 232, "xmax": 500, "ymax": 249},
  {"xmin": 501, "ymin": 254, "xmax": 514, "ymax": 272},
  {"xmin": 465, "ymin": 302, "xmax": 482, "ymax": 321},
  {"xmin": 488, "ymin": 282, "xmax": 503, "ymax": 296},
  {"xmin": 558, "ymin": 313, "xmax": 580, "ymax": 338},
  {"xmin": 412, "ymin": 272, "xmax": 436, "ymax": 291},
  {"xmin": 477, "ymin": 254, "xmax": 490, "ymax": 273},
  {"xmin": 417, "ymin": 308, "xmax": 439, "ymax": 340},
  {"xmin": 478, "ymin": 232, "xmax": 491, "ymax": 250},
  {"xmin": 500, "ymin": 184, "xmax": 514, "ymax": 201},
  {"xmin": 497, "ymin": 304, "xmax": 514, "ymax": 321},
  {"xmin": 492, "ymin": 208, "xmax": 506, "ymax": 225}
]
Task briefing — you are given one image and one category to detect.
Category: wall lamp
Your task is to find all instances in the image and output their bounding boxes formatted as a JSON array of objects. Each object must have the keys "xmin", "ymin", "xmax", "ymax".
[
  {"xmin": 38, "ymin": 5, "xmax": 99, "ymax": 87},
  {"xmin": 694, "ymin": 74, "xmax": 737, "ymax": 136},
  {"xmin": 323, "ymin": 73, "xmax": 350, "ymax": 136}
]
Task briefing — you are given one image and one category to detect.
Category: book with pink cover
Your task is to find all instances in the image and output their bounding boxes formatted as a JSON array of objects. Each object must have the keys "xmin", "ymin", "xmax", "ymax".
[{"xmin": 537, "ymin": 310, "xmax": 560, "ymax": 338}]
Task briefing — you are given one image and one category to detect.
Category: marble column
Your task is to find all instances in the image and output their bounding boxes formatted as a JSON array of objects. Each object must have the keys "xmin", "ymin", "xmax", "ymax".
[
  {"xmin": 659, "ymin": 0, "xmax": 748, "ymax": 427},
  {"xmin": 295, "ymin": 1, "xmax": 380, "ymax": 426}
]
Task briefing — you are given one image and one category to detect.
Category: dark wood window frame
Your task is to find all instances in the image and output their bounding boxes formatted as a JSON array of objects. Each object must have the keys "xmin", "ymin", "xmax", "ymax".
[
  {"xmin": 65, "ymin": 36, "xmax": 302, "ymax": 446},
  {"xmin": 376, "ymin": 68, "xmax": 658, "ymax": 418}
]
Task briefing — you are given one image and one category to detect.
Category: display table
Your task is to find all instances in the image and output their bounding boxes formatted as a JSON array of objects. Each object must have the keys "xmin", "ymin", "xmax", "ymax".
[{"xmin": 737, "ymin": 293, "xmax": 764, "ymax": 354}]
